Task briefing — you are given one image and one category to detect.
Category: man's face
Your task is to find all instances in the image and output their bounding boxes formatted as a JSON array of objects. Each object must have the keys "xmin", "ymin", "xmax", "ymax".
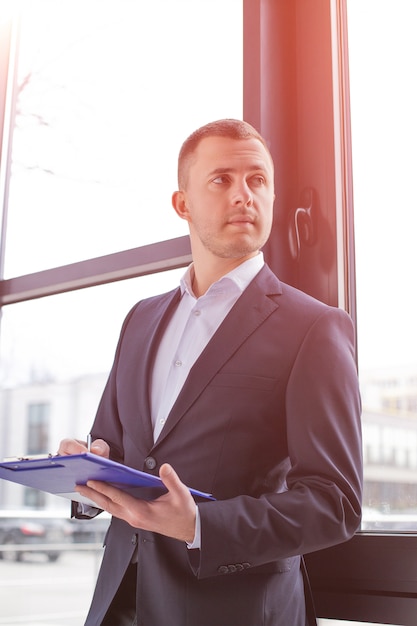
[{"xmin": 173, "ymin": 136, "xmax": 275, "ymax": 261}]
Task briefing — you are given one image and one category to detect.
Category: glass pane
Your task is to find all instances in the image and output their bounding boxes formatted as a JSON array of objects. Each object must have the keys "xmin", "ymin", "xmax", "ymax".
[
  {"xmin": 0, "ymin": 269, "xmax": 182, "ymax": 501},
  {"xmin": 347, "ymin": 0, "xmax": 417, "ymax": 531},
  {"xmin": 0, "ymin": 271, "xmax": 183, "ymax": 624},
  {"xmin": 4, "ymin": 0, "xmax": 242, "ymax": 276}
]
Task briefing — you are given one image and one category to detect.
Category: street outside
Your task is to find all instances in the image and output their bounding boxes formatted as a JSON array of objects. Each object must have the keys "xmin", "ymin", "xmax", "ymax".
[{"xmin": 0, "ymin": 548, "xmax": 103, "ymax": 626}]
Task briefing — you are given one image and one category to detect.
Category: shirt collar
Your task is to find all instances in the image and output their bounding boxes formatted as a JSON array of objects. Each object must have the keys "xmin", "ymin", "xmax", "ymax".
[{"xmin": 180, "ymin": 252, "xmax": 264, "ymax": 298}]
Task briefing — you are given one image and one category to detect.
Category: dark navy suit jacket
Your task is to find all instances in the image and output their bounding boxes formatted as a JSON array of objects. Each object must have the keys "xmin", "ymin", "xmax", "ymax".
[{"xmin": 83, "ymin": 264, "xmax": 362, "ymax": 626}]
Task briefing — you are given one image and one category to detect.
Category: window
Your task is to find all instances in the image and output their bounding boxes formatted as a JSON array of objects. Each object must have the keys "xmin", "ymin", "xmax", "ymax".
[
  {"xmin": 0, "ymin": 2, "xmax": 242, "ymax": 623},
  {"xmin": 348, "ymin": 0, "xmax": 417, "ymax": 532},
  {"xmin": 308, "ymin": 2, "xmax": 417, "ymax": 624},
  {"xmin": 3, "ymin": 0, "xmax": 243, "ymax": 277},
  {"xmin": 27, "ymin": 402, "xmax": 49, "ymax": 454}
]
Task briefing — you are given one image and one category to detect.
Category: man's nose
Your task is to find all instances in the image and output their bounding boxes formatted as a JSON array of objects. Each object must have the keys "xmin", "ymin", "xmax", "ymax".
[{"xmin": 232, "ymin": 180, "xmax": 253, "ymax": 207}]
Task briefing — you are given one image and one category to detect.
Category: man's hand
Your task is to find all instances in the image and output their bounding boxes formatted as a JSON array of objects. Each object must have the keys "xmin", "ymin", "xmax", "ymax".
[
  {"xmin": 58, "ymin": 437, "xmax": 110, "ymax": 458},
  {"xmin": 75, "ymin": 463, "xmax": 197, "ymax": 544}
]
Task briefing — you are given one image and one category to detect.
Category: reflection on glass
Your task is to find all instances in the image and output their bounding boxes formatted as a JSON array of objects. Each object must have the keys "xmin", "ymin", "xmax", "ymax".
[
  {"xmin": 4, "ymin": 0, "xmax": 242, "ymax": 276},
  {"xmin": 347, "ymin": 0, "xmax": 417, "ymax": 531},
  {"xmin": 0, "ymin": 273, "xmax": 184, "ymax": 619},
  {"xmin": 0, "ymin": 269, "xmax": 184, "ymax": 510}
]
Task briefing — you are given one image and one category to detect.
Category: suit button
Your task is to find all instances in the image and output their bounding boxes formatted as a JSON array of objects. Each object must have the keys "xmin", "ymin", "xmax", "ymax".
[
  {"xmin": 228, "ymin": 564, "xmax": 237, "ymax": 573},
  {"xmin": 144, "ymin": 456, "xmax": 157, "ymax": 470},
  {"xmin": 217, "ymin": 566, "xmax": 229, "ymax": 575}
]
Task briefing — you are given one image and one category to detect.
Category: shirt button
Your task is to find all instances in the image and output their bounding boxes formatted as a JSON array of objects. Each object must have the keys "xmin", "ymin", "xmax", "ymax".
[
  {"xmin": 174, "ymin": 360, "xmax": 182, "ymax": 367},
  {"xmin": 194, "ymin": 310, "xmax": 201, "ymax": 316}
]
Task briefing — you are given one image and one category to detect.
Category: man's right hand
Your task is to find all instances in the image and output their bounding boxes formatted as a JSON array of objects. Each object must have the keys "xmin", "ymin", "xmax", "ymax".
[{"xmin": 58, "ymin": 438, "xmax": 110, "ymax": 458}]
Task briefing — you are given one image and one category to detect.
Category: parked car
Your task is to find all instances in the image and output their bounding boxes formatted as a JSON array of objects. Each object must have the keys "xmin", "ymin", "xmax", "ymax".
[{"xmin": 0, "ymin": 509, "xmax": 72, "ymax": 562}]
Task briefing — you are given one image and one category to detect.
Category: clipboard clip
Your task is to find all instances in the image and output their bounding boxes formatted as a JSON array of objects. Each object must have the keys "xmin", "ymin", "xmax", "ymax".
[{"xmin": 2, "ymin": 453, "xmax": 55, "ymax": 462}]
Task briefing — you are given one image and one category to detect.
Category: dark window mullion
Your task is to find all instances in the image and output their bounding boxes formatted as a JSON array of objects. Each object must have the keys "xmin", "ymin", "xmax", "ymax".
[{"xmin": 0, "ymin": 236, "xmax": 191, "ymax": 305}]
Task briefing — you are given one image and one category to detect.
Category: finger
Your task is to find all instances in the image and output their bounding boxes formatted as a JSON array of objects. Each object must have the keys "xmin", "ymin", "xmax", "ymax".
[
  {"xmin": 159, "ymin": 463, "xmax": 191, "ymax": 499},
  {"xmin": 58, "ymin": 438, "xmax": 87, "ymax": 455},
  {"xmin": 89, "ymin": 439, "xmax": 110, "ymax": 458},
  {"xmin": 75, "ymin": 483, "xmax": 105, "ymax": 508},
  {"xmin": 157, "ymin": 464, "xmax": 197, "ymax": 542},
  {"xmin": 75, "ymin": 481, "xmax": 120, "ymax": 511},
  {"xmin": 81, "ymin": 480, "xmax": 138, "ymax": 511},
  {"xmin": 76, "ymin": 481, "xmax": 148, "ymax": 528},
  {"xmin": 78, "ymin": 480, "xmax": 118, "ymax": 501},
  {"xmin": 159, "ymin": 463, "xmax": 181, "ymax": 492}
]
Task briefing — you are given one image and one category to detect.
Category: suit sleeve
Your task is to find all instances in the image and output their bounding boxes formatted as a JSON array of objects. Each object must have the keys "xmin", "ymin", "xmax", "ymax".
[{"xmin": 194, "ymin": 307, "xmax": 362, "ymax": 579}]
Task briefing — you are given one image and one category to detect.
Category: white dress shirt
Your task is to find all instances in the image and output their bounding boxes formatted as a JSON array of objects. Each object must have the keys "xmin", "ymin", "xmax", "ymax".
[
  {"xmin": 150, "ymin": 253, "xmax": 264, "ymax": 441},
  {"xmin": 149, "ymin": 253, "xmax": 265, "ymax": 547}
]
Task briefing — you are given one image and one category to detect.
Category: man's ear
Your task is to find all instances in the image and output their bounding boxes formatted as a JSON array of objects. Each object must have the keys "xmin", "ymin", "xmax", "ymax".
[{"xmin": 172, "ymin": 190, "xmax": 191, "ymax": 222}]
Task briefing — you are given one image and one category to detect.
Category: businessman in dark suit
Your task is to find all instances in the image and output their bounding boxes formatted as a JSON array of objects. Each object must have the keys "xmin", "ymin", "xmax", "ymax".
[{"xmin": 59, "ymin": 119, "xmax": 362, "ymax": 626}]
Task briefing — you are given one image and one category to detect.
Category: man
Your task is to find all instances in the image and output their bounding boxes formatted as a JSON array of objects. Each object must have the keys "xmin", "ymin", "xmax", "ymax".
[{"xmin": 59, "ymin": 119, "xmax": 362, "ymax": 626}]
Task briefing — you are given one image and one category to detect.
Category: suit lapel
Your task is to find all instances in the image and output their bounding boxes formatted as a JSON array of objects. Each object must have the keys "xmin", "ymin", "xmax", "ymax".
[
  {"xmin": 153, "ymin": 266, "xmax": 282, "ymax": 446},
  {"xmin": 133, "ymin": 287, "xmax": 182, "ymax": 449}
]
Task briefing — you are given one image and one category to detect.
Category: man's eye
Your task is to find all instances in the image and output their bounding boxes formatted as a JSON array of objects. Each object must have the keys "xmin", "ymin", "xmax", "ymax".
[
  {"xmin": 212, "ymin": 176, "xmax": 227, "ymax": 184},
  {"xmin": 251, "ymin": 175, "xmax": 266, "ymax": 186}
]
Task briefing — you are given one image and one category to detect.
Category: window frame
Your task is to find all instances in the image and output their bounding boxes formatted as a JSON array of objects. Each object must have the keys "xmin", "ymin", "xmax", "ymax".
[{"xmin": 243, "ymin": 1, "xmax": 417, "ymax": 624}]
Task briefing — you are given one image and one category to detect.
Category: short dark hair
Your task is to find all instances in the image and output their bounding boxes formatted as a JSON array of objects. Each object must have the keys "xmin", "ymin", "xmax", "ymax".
[{"xmin": 177, "ymin": 119, "xmax": 273, "ymax": 189}]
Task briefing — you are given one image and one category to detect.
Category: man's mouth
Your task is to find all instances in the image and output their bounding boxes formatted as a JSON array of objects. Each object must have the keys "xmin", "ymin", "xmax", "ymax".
[{"xmin": 228, "ymin": 215, "xmax": 255, "ymax": 225}]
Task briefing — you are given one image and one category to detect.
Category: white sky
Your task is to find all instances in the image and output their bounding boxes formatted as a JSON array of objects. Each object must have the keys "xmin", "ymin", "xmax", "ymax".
[
  {"xmin": 5, "ymin": 0, "xmax": 243, "ymax": 273},
  {"xmin": 347, "ymin": 0, "xmax": 417, "ymax": 373}
]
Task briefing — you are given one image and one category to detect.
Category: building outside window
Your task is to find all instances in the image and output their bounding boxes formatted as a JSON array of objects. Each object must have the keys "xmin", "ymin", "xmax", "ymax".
[{"xmin": 26, "ymin": 402, "xmax": 49, "ymax": 454}]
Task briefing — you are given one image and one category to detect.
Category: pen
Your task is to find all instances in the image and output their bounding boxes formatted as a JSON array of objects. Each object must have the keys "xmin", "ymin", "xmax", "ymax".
[{"xmin": 87, "ymin": 433, "xmax": 92, "ymax": 452}]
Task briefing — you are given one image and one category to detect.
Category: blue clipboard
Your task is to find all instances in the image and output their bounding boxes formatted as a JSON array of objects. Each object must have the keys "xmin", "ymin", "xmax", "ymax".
[{"xmin": 0, "ymin": 453, "xmax": 215, "ymax": 505}]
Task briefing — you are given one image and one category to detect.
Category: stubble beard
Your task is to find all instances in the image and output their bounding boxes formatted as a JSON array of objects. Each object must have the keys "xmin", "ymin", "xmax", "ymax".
[{"xmin": 201, "ymin": 230, "xmax": 270, "ymax": 260}]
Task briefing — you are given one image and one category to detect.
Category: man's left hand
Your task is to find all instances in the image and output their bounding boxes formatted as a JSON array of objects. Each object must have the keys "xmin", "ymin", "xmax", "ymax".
[{"xmin": 75, "ymin": 463, "xmax": 197, "ymax": 543}]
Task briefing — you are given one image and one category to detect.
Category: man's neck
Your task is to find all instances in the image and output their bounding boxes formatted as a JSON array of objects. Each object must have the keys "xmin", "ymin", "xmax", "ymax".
[{"xmin": 191, "ymin": 253, "xmax": 258, "ymax": 298}]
